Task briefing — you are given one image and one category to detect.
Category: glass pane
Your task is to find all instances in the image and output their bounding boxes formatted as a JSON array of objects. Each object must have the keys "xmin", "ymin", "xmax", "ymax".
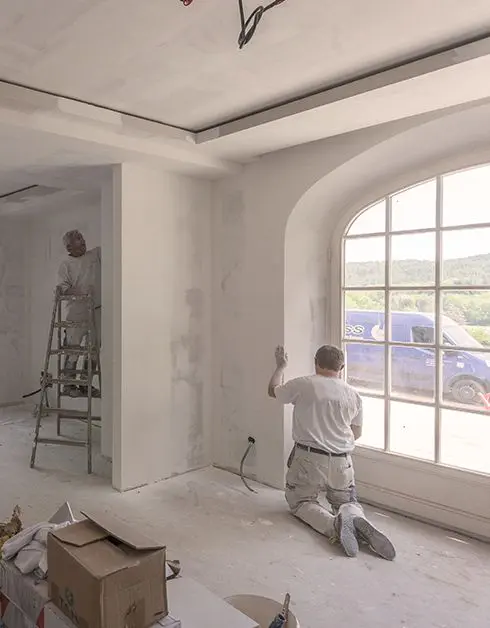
[
  {"xmin": 390, "ymin": 292, "xmax": 435, "ymax": 343},
  {"xmin": 344, "ymin": 292, "xmax": 385, "ymax": 341},
  {"xmin": 441, "ymin": 349, "xmax": 490, "ymax": 408},
  {"xmin": 389, "ymin": 401, "xmax": 435, "ymax": 461},
  {"xmin": 345, "ymin": 342, "xmax": 384, "ymax": 394},
  {"xmin": 391, "ymin": 232, "xmax": 436, "ymax": 286},
  {"xmin": 344, "ymin": 237, "xmax": 385, "ymax": 287},
  {"xmin": 357, "ymin": 396, "xmax": 385, "ymax": 449},
  {"xmin": 441, "ymin": 408, "xmax": 490, "ymax": 474},
  {"xmin": 391, "ymin": 180, "xmax": 436, "ymax": 231},
  {"xmin": 391, "ymin": 346, "xmax": 435, "ymax": 401},
  {"xmin": 347, "ymin": 200, "xmax": 386, "ymax": 236},
  {"xmin": 443, "ymin": 164, "xmax": 490, "ymax": 227},
  {"xmin": 442, "ymin": 228, "xmax": 490, "ymax": 286},
  {"xmin": 441, "ymin": 291, "xmax": 490, "ymax": 348}
]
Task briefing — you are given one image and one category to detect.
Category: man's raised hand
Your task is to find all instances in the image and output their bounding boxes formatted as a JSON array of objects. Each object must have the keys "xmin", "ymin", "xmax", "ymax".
[{"xmin": 275, "ymin": 345, "xmax": 288, "ymax": 369}]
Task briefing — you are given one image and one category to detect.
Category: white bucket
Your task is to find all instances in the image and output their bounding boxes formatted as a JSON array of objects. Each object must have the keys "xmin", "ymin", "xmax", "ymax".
[{"xmin": 225, "ymin": 594, "xmax": 300, "ymax": 628}]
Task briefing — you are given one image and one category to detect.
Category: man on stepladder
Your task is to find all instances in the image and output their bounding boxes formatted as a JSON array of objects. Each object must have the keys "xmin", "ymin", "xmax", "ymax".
[
  {"xmin": 57, "ymin": 230, "xmax": 101, "ymax": 398},
  {"xmin": 268, "ymin": 344, "xmax": 395, "ymax": 560}
]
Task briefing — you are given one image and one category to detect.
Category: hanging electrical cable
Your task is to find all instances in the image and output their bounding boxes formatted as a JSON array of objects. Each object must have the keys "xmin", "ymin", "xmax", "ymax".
[
  {"xmin": 178, "ymin": 0, "xmax": 288, "ymax": 48},
  {"xmin": 237, "ymin": 0, "xmax": 288, "ymax": 49},
  {"xmin": 240, "ymin": 436, "xmax": 258, "ymax": 493}
]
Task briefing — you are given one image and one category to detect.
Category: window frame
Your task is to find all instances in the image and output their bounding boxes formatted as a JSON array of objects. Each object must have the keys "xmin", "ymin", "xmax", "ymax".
[{"xmin": 339, "ymin": 166, "xmax": 490, "ymax": 468}]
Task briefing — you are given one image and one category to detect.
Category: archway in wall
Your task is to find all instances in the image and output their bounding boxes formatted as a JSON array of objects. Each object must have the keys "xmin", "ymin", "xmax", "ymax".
[{"xmin": 284, "ymin": 105, "xmax": 490, "ymax": 540}]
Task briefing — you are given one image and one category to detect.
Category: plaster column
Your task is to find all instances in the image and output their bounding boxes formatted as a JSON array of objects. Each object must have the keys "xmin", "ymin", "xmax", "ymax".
[{"xmin": 103, "ymin": 163, "xmax": 173, "ymax": 491}]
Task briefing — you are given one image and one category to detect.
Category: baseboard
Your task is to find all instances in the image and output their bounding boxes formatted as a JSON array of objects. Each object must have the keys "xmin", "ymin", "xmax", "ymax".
[
  {"xmin": 212, "ymin": 464, "xmax": 281, "ymax": 490},
  {"xmin": 214, "ymin": 462, "xmax": 490, "ymax": 541},
  {"xmin": 357, "ymin": 480, "xmax": 490, "ymax": 543},
  {"xmin": 113, "ymin": 463, "xmax": 212, "ymax": 493}
]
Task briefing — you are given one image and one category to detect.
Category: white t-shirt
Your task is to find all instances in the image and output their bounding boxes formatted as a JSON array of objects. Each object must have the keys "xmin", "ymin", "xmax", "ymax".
[
  {"xmin": 58, "ymin": 247, "xmax": 101, "ymax": 312},
  {"xmin": 274, "ymin": 375, "xmax": 363, "ymax": 454}
]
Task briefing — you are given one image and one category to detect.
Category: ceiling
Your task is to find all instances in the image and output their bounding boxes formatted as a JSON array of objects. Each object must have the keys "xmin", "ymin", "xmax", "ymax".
[
  {"xmin": 2, "ymin": 0, "xmax": 490, "ymax": 130},
  {"xmin": 0, "ymin": 120, "xmax": 114, "ymax": 209}
]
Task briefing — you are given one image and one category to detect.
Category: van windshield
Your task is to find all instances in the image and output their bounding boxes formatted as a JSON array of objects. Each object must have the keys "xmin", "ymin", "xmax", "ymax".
[{"xmin": 443, "ymin": 325, "xmax": 482, "ymax": 348}]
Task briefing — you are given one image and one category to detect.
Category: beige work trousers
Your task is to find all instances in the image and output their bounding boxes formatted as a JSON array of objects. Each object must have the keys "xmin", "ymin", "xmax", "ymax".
[
  {"xmin": 285, "ymin": 446, "xmax": 358, "ymax": 538},
  {"xmin": 64, "ymin": 306, "xmax": 101, "ymax": 381}
]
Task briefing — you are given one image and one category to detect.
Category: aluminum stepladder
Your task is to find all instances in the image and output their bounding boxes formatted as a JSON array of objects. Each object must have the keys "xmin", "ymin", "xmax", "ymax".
[{"xmin": 30, "ymin": 287, "xmax": 101, "ymax": 473}]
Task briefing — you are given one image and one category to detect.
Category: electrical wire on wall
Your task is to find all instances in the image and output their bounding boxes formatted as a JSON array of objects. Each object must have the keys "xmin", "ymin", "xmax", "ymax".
[{"xmin": 238, "ymin": 0, "xmax": 288, "ymax": 48}]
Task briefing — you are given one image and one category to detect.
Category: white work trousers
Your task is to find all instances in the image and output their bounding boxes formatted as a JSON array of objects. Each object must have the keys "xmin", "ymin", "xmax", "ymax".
[
  {"xmin": 285, "ymin": 446, "xmax": 358, "ymax": 538},
  {"xmin": 64, "ymin": 306, "xmax": 101, "ymax": 377}
]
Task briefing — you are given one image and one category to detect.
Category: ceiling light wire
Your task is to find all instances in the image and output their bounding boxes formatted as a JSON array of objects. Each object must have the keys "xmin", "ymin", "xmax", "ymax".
[{"xmin": 237, "ymin": 0, "xmax": 288, "ymax": 49}]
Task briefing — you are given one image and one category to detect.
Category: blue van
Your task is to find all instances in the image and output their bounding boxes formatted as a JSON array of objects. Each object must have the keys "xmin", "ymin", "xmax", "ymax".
[{"xmin": 345, "ymin": 310, "xmax": 490, "ymax": 404}]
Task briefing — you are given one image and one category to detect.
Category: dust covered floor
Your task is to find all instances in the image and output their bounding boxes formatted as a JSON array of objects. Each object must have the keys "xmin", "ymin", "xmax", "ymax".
[{"xmin": 1, "ymin": 405, "xmax": 490, "ymax": 628}]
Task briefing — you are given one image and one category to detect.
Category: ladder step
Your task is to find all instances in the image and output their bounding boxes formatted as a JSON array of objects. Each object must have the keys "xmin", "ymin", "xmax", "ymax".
[
  {"xmin": 52, "ymin": 416, "xmax": 101, "ymax": 422},
  {"xmin": 36, "ymin": 437, "xmax": 87, "ymax": 448},
  {"xmin": 57, "ymin": 295, "xmax": 92, "ymax": 302},
  {"xmin": 50, "ymin": 348, "xmax": 98, "ymax": 356},
  {"xmin": 51, "ymin": 373, "xmax": 92, "ymax": 386},
  {"xmin": 54, "ymin": 321, "xmax": 90, "ymax": 328},
  {"xmin": 59, "ymin": 393, "xmax": 101, "ymax": 401},
  {"xmin": 46, "ymin": 408, "xmax": 101, "ymax": 419},
  {"xmin": 52, "ymin": 379, "xmax": 90, "ymax": 385},
  {"xmin": 59, "ymin": 369, "xmax": 101, "ymax": 376},
  {"xmin": 52, "ymin": 377, "xmax": 99, "ymax": 385}
]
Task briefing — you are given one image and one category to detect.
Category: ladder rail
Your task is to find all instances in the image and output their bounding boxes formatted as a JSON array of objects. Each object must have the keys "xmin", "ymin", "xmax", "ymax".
[
  {"xmin": 56, "ymin": 293, "xmax": 62, "ymax": 435},
  {"xmin": 86, "ymin": 300, "xmax": 94, "ymax": 474},
  {"xmin": 30, "ymin": 288, "xmax": 60, "ymax": 468},
  {"xmin": 95, "ymin": 306, "xmax": 102, "ymax": 415}
]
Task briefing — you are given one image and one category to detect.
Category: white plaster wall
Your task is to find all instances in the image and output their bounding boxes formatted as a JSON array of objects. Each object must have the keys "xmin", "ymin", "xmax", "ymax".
[
  {"xmin": 25, "ymin": 197, "xmax": 101, "ymax": 394},
  {"xmin": 106, "ymin": 164, "xmax": 212, "ymax": 491},
  {"xmin": 212, "ymin": 99, "xmax": 490, "ymax": 503},
  {"xmin": 0, "ymin": 216, "xmax": 28, "ymax": 404},
  {"xmin": 212, "ymin": 123, "xmax": 409, "ymax": 488}
]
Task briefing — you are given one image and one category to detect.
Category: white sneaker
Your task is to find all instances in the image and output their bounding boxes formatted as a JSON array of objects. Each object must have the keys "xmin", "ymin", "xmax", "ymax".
[
  {"xmin": 354, "ymin": 517, "xmax": 396, "ymax": 561},
  {"xmin": 334, "ymin": 510, "xmax": 359, "ymax": 558}
]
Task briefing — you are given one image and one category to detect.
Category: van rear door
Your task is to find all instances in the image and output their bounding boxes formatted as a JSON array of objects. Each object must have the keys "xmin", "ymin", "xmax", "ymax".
[{"xmin": 345, "ymin": 312, "xmax": 384, "ymax": 390}]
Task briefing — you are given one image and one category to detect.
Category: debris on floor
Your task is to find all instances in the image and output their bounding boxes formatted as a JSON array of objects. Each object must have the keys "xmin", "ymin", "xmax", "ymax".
[
  {"xmin": 0, "ymin": 507, "xmax": 22, "ymax": 551},
  {"xmin": 0, "ymin": 504, "xmax": 264, "ymax": 628}
]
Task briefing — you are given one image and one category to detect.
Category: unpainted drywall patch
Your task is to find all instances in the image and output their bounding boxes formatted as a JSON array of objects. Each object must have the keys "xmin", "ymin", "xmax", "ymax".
[
  {"xmin": 186, "ymin": 287, "xmax": 204, "ymax": 321},
  {"xmin": 171, "ymin": 285, "xmax": 207, "ymax": 469}
]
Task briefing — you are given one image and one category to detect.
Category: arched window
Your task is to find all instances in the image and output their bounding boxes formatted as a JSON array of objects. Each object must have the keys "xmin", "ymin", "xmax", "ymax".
[{"xmin": 342, "ymin": 163, "xmax": 490, "ymax": 474}]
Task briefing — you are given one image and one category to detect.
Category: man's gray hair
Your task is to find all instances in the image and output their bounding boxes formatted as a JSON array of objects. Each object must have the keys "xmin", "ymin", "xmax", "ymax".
[
  {"xmin": 62, "ymin": 230, "xmax": 83, "ymax": 246},
  {"xmin": 315, "ymin": 345, "xmax": 345, "ymax": 372}
]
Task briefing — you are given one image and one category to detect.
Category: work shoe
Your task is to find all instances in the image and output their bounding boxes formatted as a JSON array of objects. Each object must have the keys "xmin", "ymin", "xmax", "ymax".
[
  {"xmin": 334, "ymin": 509, "xmax": 359, "ymax": 558},
  {"xmin": 63, "ymin": 385, "xmax": 82, "ymax": 398},
  {"xmin": 79, "ymin": 385, "xmax": 100, "ymax": 398},
  {"xmin": 354, "ymin": 517, "xmax": 396, "ymax": 561}
]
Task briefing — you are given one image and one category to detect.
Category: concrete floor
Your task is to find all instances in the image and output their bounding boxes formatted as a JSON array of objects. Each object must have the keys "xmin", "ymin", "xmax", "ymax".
[{"xmin": 1, "ymin": 406, "xmax": 490, "ymax": 628}]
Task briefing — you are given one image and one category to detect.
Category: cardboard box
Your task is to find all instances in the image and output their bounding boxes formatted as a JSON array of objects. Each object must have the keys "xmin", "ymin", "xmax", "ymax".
[{"xmin": 48, "ymin": 511, "xmax": 167, "ymax": 628}]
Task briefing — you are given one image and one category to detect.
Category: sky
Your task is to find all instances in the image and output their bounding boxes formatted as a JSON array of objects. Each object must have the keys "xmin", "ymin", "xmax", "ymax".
[{"xmin": 346, "ymin": 164, "xmax": 490, "ymax": 264}]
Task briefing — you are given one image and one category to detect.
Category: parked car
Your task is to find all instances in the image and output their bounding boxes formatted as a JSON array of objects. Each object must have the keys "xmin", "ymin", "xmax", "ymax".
[{"xmin": 345, "ymin": 310, "xmax": 490, "ymax": 404}]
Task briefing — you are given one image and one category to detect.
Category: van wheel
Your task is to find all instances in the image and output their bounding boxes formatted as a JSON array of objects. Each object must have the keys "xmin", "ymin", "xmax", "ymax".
[{"xmin": 451, "ymin": 378, "xmax": 486, "ymax": 404}]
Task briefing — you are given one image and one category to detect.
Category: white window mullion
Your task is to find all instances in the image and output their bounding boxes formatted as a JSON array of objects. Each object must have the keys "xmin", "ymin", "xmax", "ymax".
[
  {"xmin": 434, "ymin": 176, "xmax": 443, "ymax": 463},
  {"xmin": 384, "ymin": 197, "xmax": 392, "ymax": 452}
]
